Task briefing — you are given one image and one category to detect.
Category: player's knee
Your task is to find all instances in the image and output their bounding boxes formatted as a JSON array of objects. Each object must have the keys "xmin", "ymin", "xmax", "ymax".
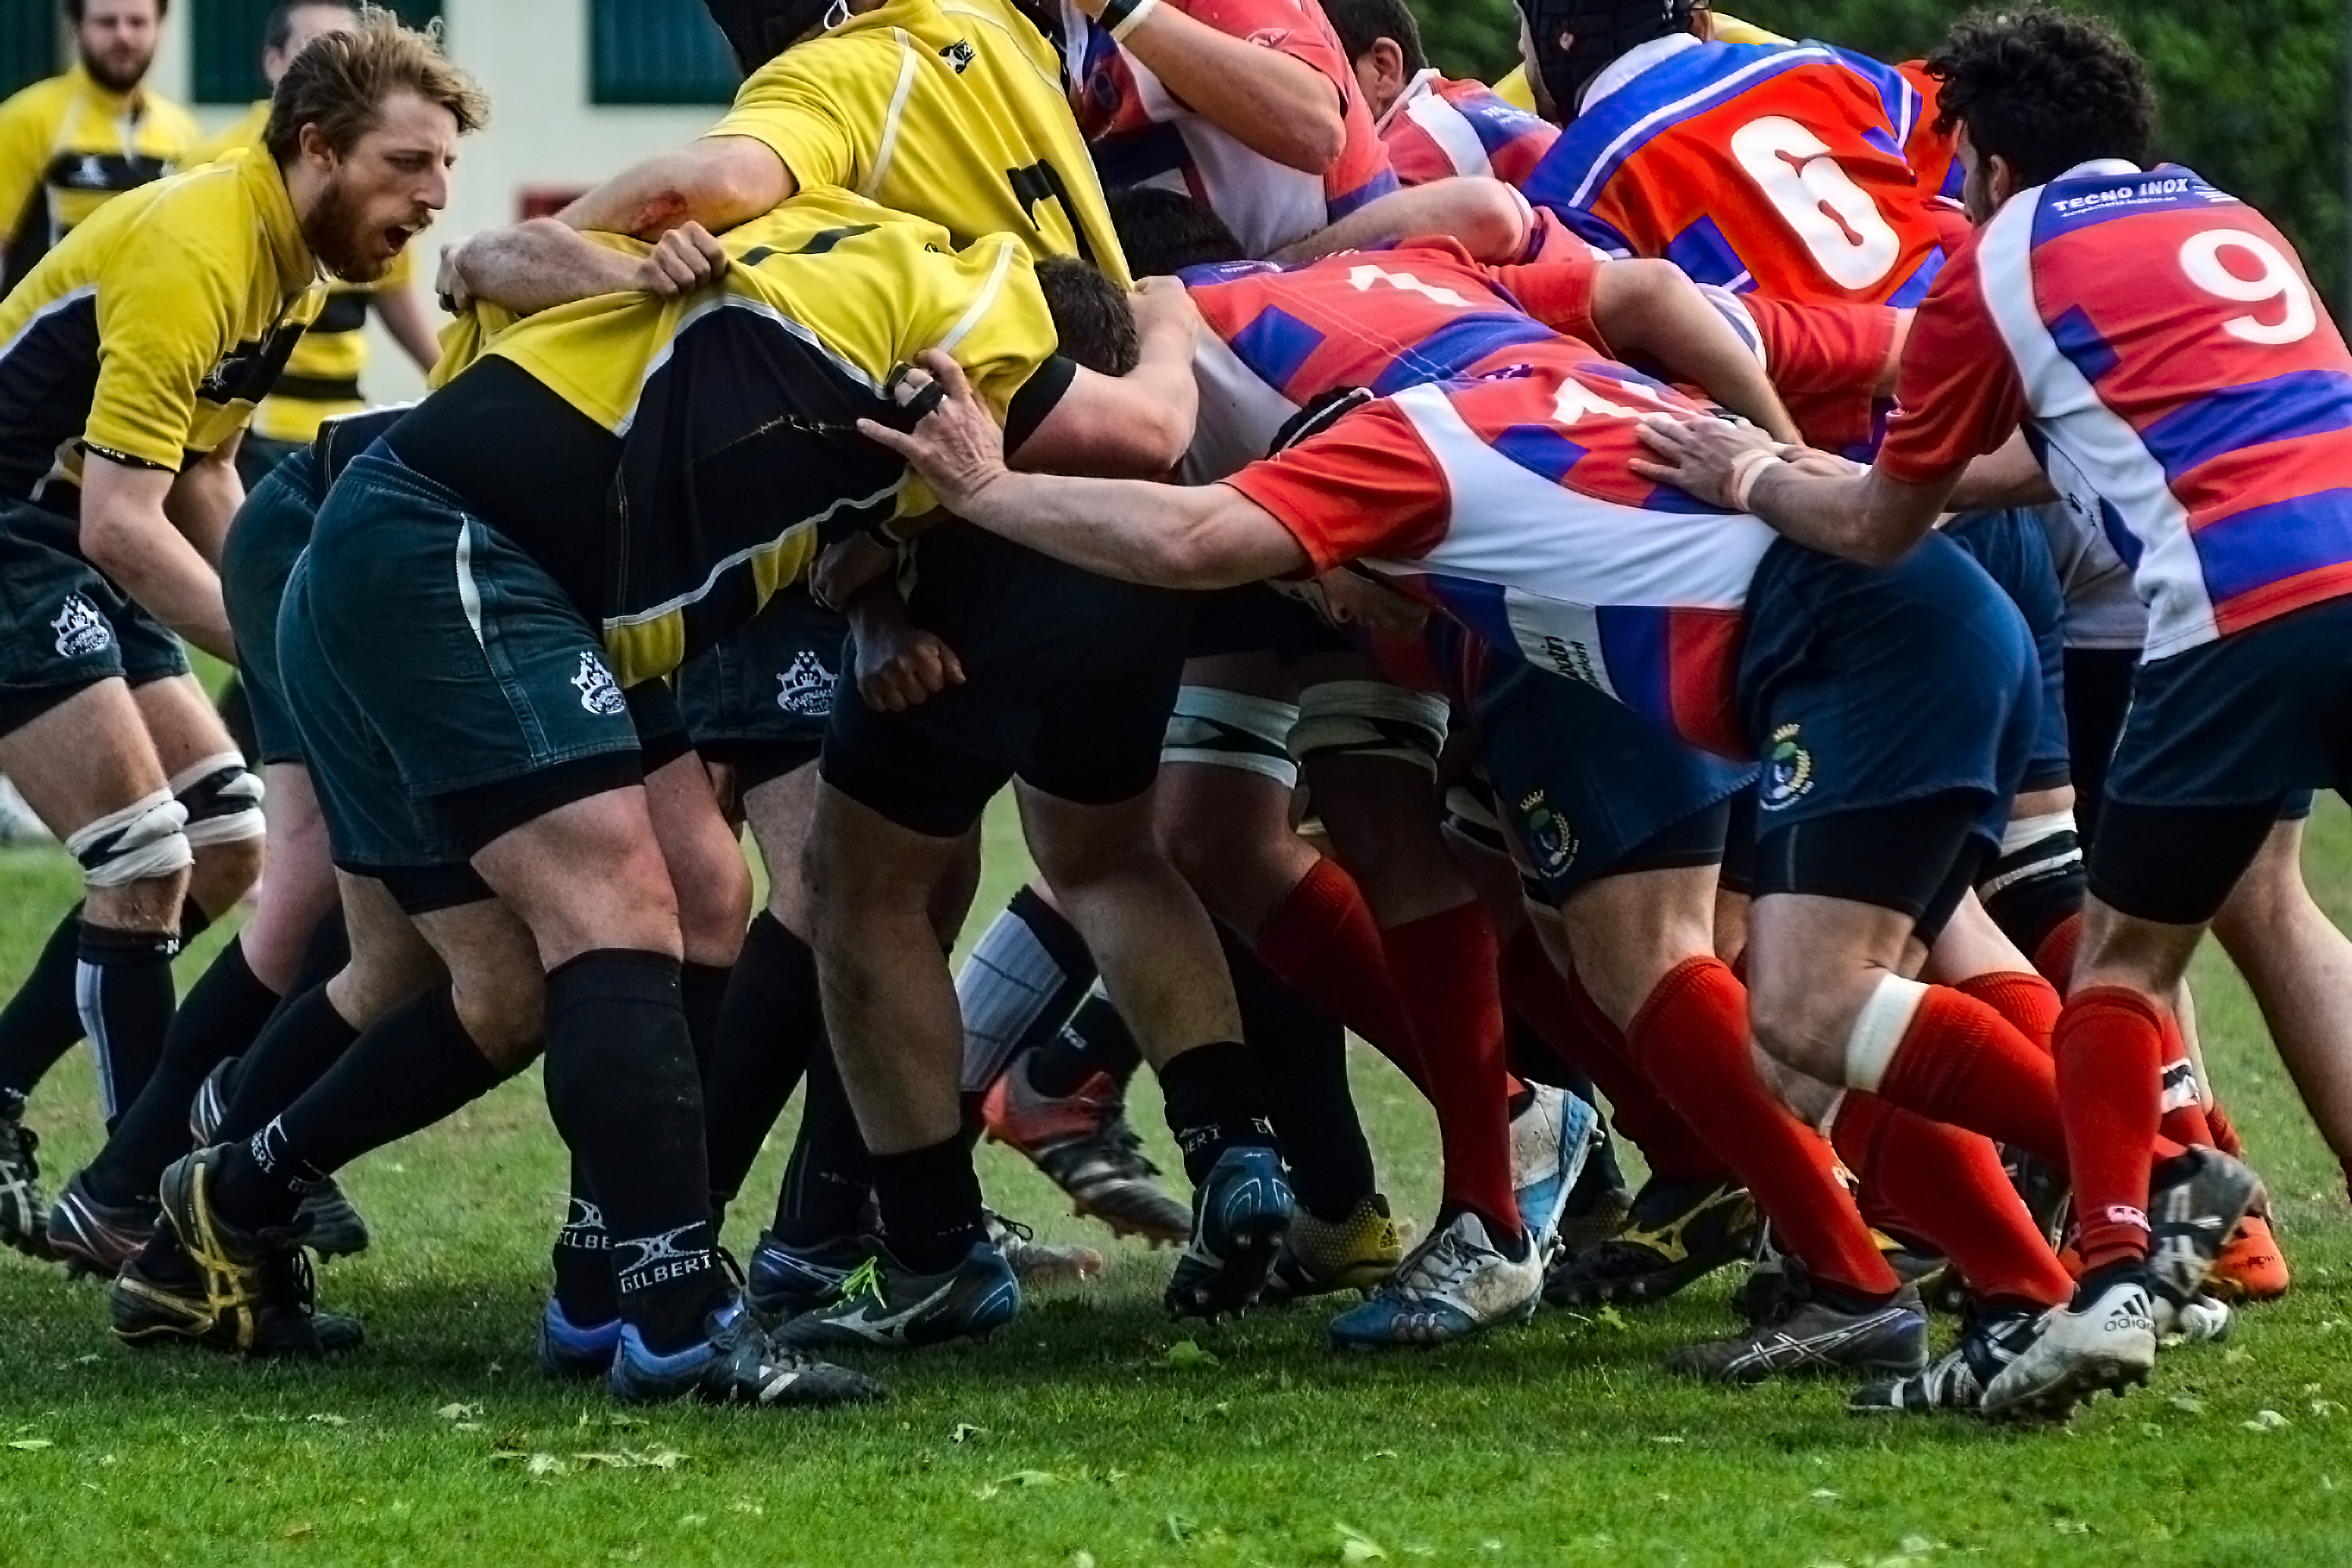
[
  {"xmin": 451, "ymin": 971, "xmax": 544, "ymax": 1071},
  {"xmin": 1159, "ymin": 687, "xmax": 1300, "ymax": 793},
  {"xmin": 1744, "ymin": 965, "xmax": 1848, "ymax": 1083},
  {"xmin": 67, "ymin": 788, "xmax": 194, "ymax": 909},
  {"xmin": 1977, "ymin": 806, "xmax": 2085, "ymax": 956},
  {"xmin": 1289, "ymin": 681, "xmax": 1448, "ymax": 780}
]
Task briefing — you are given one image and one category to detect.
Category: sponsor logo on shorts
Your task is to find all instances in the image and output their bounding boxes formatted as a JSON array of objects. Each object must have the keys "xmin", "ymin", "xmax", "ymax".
[
  {"xmin": 1760, "ymin": 723, "xmax": 1814, "ymax": 810},
  {"xmin": 51, "ymin": 593, "xmax": 112, "ymax": 658},
  {"xmin": 1515, "ymin": 787, "xmax": 1577, "ymax": 877},
  {"xmin": 571, "ymin": 651, "xmax": 628, "ymax": 717},
  {"xmin": 776, "ymin": 650, "xmax": 835, "ymax": 717}
]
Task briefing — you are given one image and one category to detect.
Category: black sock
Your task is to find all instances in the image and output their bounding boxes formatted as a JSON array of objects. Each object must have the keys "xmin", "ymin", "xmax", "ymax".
[
  {"xmin": 85, "ymin": 935, "xmax": 278, "ymax": 1204},
  {"xmin": 700, "ymin": 913, "xmax": 825, "ymax": 1205},
  {"xmin": 0, "ymin": 904, "xmax": 89, "ymax": 1100},
  {"xmin": 1224, "ymin": 929, "xmax": 1372, "ymax": 1223},
  {"xmin": 216, "ymin": 984, "xmax": 360, "ymax": 1144},
  {"xmin": 1028, "ymin": 989, "xmax": 1144, "ymax": 1098},
  {"xmin": 770, "ymin": 1040, "xmax": 872, "ymax": 1247},
  {"xmin": 1158, "ymin": 1038, "xmax": 1279, "ymax": 1185},
  {"xmin": 542, "ymin": 949, "xmax": 724, "ymax": 1356},
  {"xmin": 868, "ymin": 1134, "xmax": 985, "ymax": 1275},
  {"xmin": 554, "ymin": 1154, "xmax": 618, "ymax": 1326},
  {"xmin": 213, "ymin": 987, "xmax": 515, "ymax": 1230},
  {"xmin": 77, "ymin": 920, "xmax": 180, "ymax": 1130},
  {"xmin": 681, "ymin": 960, "xmax": 731, "ymax": 1077},
  {"xmin": 1504, "ymin": 1008, "xmax": 1596, "ymax": 1106}
]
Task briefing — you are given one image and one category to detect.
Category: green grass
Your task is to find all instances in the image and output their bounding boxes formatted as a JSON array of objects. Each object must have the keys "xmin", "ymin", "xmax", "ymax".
[{"xmin": 3, "ymin": 801, "xmax": 2352, "ymax": 1566}]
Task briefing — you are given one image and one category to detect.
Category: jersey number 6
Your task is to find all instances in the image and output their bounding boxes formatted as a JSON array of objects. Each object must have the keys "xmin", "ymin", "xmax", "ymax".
[{"xmin": 1730, "ymin": 116, "xmax": 1900, "ymax": 292}]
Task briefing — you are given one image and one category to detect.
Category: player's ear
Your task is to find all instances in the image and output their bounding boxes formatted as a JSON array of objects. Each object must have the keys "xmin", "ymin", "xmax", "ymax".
[{"xmin": 1987, "ymin": 154, "xmax": 2019, "ymax": 208}]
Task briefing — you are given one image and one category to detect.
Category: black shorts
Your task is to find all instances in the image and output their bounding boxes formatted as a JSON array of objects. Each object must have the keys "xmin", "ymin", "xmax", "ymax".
[
  {"xmin": 0, "ymin": 498, "xmax": 191, "ymax": 736},
  {"xmin": 1182, "ymin": 583, "xmax": 1352, "ymax": 663},
  {"xmin": 821, "ymin": 524, "xmax": 1188, "ymax": 837},
  {"xmin": 676, "ymin": 585, "xmax": 846, "ymax": 790}
]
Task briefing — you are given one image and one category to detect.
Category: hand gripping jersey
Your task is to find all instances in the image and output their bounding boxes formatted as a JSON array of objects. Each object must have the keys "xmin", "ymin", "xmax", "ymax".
[
  {"xmin": 1177, "ymin": 239, "xmax": 1604, "ymax": 481},
  {"xmin": 1377, "ymin": 70, "xmax": 1557, "ymax": 187},
  {"xmin": 1519, "ymin": 35, "xmax": 1947, "ymax": 308},
  {"xmin": 1876, "ymin": 161, "xmax": 2352, "ymax": 662},
  {"xmin": 0, "ymin": 145, "xmax": 323, "ymax": 508},
  {"xmin": 0, "ymin": 66, "xmax": 200, "ymax": 295},
  {"xmin": 1043, "ymin": 0, "xmax": 1396, "ymax": 256},
  {"xmin": 1226, "ymin": 343, "xmax": 1779, "ymax": 757},
  {"xmin": 710, "ymin": 0, "xmax": 1130, "ymax": 282}
]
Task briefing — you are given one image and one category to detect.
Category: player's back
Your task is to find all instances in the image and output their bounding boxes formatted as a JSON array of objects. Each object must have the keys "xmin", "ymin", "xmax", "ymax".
[
  {"xmin": 1983, "ymin": 162, "xmax": 2352, "ymax": 652},
  {"xmin": 1523, "ymin": 38, "xmax": 1945, "ymax": 308},
  {"xmin": 1378, "ymin": 71, "xmax": 1557, "ymax": 187}
]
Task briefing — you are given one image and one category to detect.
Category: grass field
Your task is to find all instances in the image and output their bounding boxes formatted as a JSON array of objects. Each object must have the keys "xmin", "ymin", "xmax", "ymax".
[{"xmin": 2, "ymin": 800, "xmax": 2351, "ymax": 1566}]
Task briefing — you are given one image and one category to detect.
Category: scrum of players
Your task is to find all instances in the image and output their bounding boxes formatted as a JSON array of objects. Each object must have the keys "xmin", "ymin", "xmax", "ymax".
[{"xmin": 0, "ymin": 0, "xmax": 2343, "ymax": 1425}]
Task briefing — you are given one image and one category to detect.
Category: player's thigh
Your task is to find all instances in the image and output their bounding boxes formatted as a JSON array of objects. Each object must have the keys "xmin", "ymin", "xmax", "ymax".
[{"xmin": 0, "ymin": 677, "xmax": 172, "ymax": 840}]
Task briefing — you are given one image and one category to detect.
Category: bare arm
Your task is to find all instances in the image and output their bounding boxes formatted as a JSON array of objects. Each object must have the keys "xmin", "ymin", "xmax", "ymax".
[
  {"xmin": 1273, "ymin": 178, "xmax": 1531, "ymax": 265},
  {"xmin": 81, "ymin": 453, "xmax": 234, "ymax": 660},
  {"xmin": 557, "ymin": 137, "xmax": 793, "ymax": 241},
  {"xmin": 1011, "ymin": 277, "xmax": 1200, "ymax": 477},
  {"xmin": 444, "ymin": 219, "xmax": 728, "ymax": 317},
  {"xmin": 1094, "ymin": 2, "xmax": 1345, "ymax": 173},
  {"xmin": 861, "ymin": 349, "xmax": 1306, "ymax": 588},
  {"xmin": 1944, "ymin": 430, "xmax": 2057, "ymax": 510},
  {"xmin": 1630, "ymin": 414, "xmax": 1955, "ymax": 565},
  {"xmin": 372, "ymin": 278, "xmax": 445, "ymax": 373},
  {"xmin": 163, "ymin": 439, "xmax": 245, "ymax": 571},
  {"xmin": 1592, "ymin": 260, "xmax": 1802, "ymax": 444}
]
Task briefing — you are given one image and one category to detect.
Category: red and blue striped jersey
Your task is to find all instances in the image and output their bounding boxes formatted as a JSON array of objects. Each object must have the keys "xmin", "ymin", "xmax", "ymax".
[
  {"xmin": 1225, "ymin": 343, "xmax": 1778, "ymax": 757},
  {"xmin": 1376, "ymin": 70, "xmax": 1558, "ymax": 187},
  {"xmin": 1877, "ymin": 161, "xmax": 2352, "ymax": 660},
  {"xmin": 1040, "ymin": 0, "xmax": 1396, "ymax": 257},
  {"xmin": 1519, "ymin": 35, "xmax": 1947, "ymax": 308}
]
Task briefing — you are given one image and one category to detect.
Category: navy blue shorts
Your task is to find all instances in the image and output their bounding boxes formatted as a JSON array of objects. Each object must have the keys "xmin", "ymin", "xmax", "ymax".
[
  {"xmin": 675, "ymin": 584, "xmax": 846, "ymax": 786},
  {"xmin": 1183, "ymin": 583, "xmax": 1352, "ymax": 664},
  {"xmin": 1737, "ymin": 535, "xmax": 2040, "ymax": 853},
  {"xmin": 0, "ymin": 498, "xmax": 191, "ymax": 736},
  {"xmin": 1944, "ymin": 508, "xmax": 2069, "ymax": 793},
  {"xmin": 222, "ymin": 448, "xmax": 326, "ymax": 767},
  {"xmin": 1448, "ymin": 623, "xmax": 1755, "ymax": 906}
]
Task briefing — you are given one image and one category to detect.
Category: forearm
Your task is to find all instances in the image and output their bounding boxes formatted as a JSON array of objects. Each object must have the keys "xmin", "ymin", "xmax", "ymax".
[
  {"xmin": 82, "ymin": 498, "xmax": 234, "ymax": 660},
  {"xmin": 1744, "ymin": 463, "xmax": 1940, "ymax": 566},
  {"xmin": 558, "ymin": 139, "xmax": 789, "ymax": 240},
  {"xmin": 958, "ymin": 471, "xmax": 1249, "ymax": 587},
  {"xmin": 163, "ymin": 453, "xmax": 245, "ymax": 570},
  {"xmin": 1602, "ymin": 270, "xmax": 1801, "ymax": 443},
  {"xmin": 453, "ymin": 220, "xmax": 643, "ymax": 315},
  {"xmin": 1273, "ymin": 180, "xmax": 1529, "ymax": 265},
  {"xmin": 1098, "ymin": 5, "xmax": 1344, "ymax": 172}
]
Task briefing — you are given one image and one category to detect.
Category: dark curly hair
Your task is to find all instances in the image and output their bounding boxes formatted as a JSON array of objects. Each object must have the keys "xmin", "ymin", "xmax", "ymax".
[{"xmin": 1927, "ymin": 8, "xmax": 2154, "ymax": 190}]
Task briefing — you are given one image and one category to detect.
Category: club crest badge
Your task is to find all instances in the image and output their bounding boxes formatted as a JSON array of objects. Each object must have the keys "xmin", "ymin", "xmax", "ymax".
[
  {"xmin": 52, "ymin": 593, "xmax": 112, "ymax": 658},
  {"xmin": 1516, "ymin": 787, "xmax": 1578, "ymax": 877},
  {"xmin": 1761, "ymin": 723, "xmax": 1815, "ymax": 809},
  {"xmin": 775, "ymin": 650, "xmax": 836, "ymax": 717},
  {"xmin": 572, "ymin": 651, "xmax": 627, "ymax": 717}
]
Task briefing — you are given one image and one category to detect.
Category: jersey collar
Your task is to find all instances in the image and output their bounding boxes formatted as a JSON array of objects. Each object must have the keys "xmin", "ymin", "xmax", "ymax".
[
  {"xmin": 65, "ymin": 60, "xmax": 150, "ymax": 118},
  {"xmin": 1579, "ymin": 33, "xmax": 1703, "ymax": 114},
  {"xmin": 1375, "ymin": 67, "xmax": 1445, "ymax": 135},
  {"xmin": 2056, "ymin": 158, "xmax": 2144, "ymax": 180}
]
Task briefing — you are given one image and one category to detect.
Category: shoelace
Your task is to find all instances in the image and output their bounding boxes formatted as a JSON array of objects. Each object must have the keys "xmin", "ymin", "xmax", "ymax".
[
  {"xmin": 0, "ymin": 1120, "xmax": 38, "ymax": 1181},
  {"xmin": 1385, "ymin": 1228, "xmax": 1483, "ymax": 1300}
]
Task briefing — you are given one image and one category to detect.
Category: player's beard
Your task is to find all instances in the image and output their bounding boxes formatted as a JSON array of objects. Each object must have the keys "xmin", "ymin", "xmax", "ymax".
[
  {"xmin": 79, "ymin": 40, "xmax": 155, "ymax": 95},
  {"xmin": 302, "ymin": 175, "xmax": 390, "ymax": 285}
]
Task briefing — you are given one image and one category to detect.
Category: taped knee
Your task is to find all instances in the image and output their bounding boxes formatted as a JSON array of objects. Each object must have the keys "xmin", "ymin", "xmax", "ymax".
[
  {"xmin": 66, "ymin": 789, "xmax": 192, "ymax": 889},
  {"xmin": 1289, "ymin": 681, "xmax": 1450, "ymax": 776},
  {"xmin": 1161, "ymin": 686, "xmax": 1300, "ymax": 786},
  {"xmin": 170, "ymin": 751, "xmax": 266, "ymax": 848},
  {"xmin": 1977, "ymin": 808, "xmax": 2085, "ymax": 955}
]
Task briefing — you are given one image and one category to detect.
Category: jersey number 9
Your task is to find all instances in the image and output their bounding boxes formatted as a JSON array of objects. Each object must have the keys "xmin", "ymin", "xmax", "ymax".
[{"xmin": 2180, "ymin": 229, "xmax": 2316, "ymax": 347}]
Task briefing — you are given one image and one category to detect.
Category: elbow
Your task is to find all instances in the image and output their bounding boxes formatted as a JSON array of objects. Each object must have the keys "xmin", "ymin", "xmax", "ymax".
[
  {"xmin": 78, "ymin": 509, "xmax": 135, "ymax": 583},
  {"xmin": 1451, "ymin": 180, "xmax": 1532, "ymax": 263},
  {"xmin": 1273, "ymin": 109, "xmax": 1346, "ymax": 176},
  {"xmin": 1844, "ymin": 526, "xmax": 1916, "ymax": 568}
]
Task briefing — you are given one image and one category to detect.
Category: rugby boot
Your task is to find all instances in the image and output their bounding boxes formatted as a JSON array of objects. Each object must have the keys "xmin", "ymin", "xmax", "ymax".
[
  {"xmin": 187, "ymin": 1062, "xmax": 368, "ymax": 1259},
  {"xmin": 2146, "ymin": 1146, "xmax": 2264, "ymax": 1316},
  {"xmin": 2153, "ymin": 1290, "xmax": 2232, "ymax": 1345},
  {"xmin": 1165, "ymin": 1144, "xmax": 1294, "ymax": 1319},
  {"xmin": 1553, "ymin": 1127, "xmax": 1633, "ymax": 1259},
  {"xmin": 1260, "ymin": 1193, "xmax": 1403, "ymax": 1305},
  {"xmin": 984, "ymin": 1209, "xmax": 1102, "ymax": 1288},
  {"xmin": 1980, "ymin": 1263, "xmax": 2157, "ymax": 1421},
  {"xmin": 148, "ymin": 1145, "xmax": 364, "ymax": 1357},
  {"xmin": 1667, "ymin": 1261, "xmax": 1925, "ymax": 1384},
  {"xmin": 45, "ymin": 1169, "xmax": 155, "ymax": 1277},
  {"xmin": 1544, "ymin": 1175, "xmax": 1757, "ymax": 1308},
  {"xmin": 0, "ymin": 1097, "xmax": 49, "ymax": 1259},
  {"xmin": 746, "ymin": 1231, "xmax": 865, "ymax": 1319},
  {"xmin": 1327, "ymin": 1209, "xmax": 1542, "ymax": 1350},
  {"xmin": 2207, "ymin": 1207, "xmax": 2288, "ymax": 1303},
  {"xmin": 612, "ymin": 1294, "xmax": 884, "ymax": 1406},
  {"xmin": 110, "ymin": 1228, "xmax": 364, "ymax": 1356},
  {"xmin": 778, "ymin": 1240, "xmax": 1021, "ymax": 1352},
  {"xmin": 982, "ymin": 1053, "xmax": 1190, "ymax": 1245},
  {"xmin": 1511, "ymin": 1083, "xmax": 1597, "ymax": 1258},
  {"xmin": 1849, "ymin": 1301, "xmax": 2040, "ymax": 1415},
  {"xmin": 537, "ymin": 1296, "xmax": 622, "ymax": 1381}
]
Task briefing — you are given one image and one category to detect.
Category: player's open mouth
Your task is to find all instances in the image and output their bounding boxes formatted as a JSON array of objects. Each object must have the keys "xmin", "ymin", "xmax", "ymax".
[{"xmin": 385, "ymin": 222, "xmax": 423, "ymax": 254}]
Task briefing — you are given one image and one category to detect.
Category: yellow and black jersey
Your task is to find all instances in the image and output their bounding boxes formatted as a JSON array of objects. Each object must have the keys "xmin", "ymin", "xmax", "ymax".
[
  {"xmin": 0, "ymin": 144, "xmax": 324, "ymax": 508},
  {"xmin": 193, "ymin": 101, "xmax": 412, "ymax": 445},
  {"xmin": 709, "ymin": 0, "xmax": 1129, "ymax": 285},
  {"xmin": 398, "ymin": 190, "xmax": 1069, "ymax": 685},
  {"xmin": 0, "ymin": 65, "xmax": 201, "ymax": 296}
]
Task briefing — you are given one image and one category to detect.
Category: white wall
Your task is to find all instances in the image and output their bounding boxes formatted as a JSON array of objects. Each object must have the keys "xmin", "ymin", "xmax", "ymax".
[{"xmin": 154, "ymin": 0, "xmax": 720, "ymax": 404}]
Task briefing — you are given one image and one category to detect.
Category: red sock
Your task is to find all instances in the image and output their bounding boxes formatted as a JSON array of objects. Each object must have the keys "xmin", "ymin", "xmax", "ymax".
[
  {"xmin": 2155, "ymin": 1009, "xmax": 2216, "ymax": 1148},
  {"xmin": 1254, "ymin": 859, "xmax": 1425, "ymax": 1091},
  {"xmin": 2031, "ymin": 909, "xmax": 2082, "ymax": 990},
  {"xmin": 1500, "ymin": 929, "xmax": 1726, "ymax": 1184},
  {"xmin": 2053, "ymin": 986, "xmax": 2165, "ymax": 1272},
  {"xmin": 1379, "ymin": 902, "xmax": 1519, "ymax": 1240},
  {"xmin": 1876, "ymin": 988, "xmax": 2068, "ymax": 1169},
  {"xmin": 1628, "ymin": 957, "xmax": 1897, "ymax": 1298},
  {"xmin": 2207, "ymin": 1098, "xmax": 2245, "ymax": 1160},
  {"xmin": 1955, "ymin": 970, "xmax": 2060, "ymax": 1055},
  {"xmin": 1832, "ymin": 1094, "xmax": 2071, "ymax": 1309}
]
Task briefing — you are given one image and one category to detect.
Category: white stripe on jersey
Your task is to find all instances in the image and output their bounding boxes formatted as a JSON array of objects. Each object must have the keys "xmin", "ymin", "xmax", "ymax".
[
  {"xmin": 1180, "ymin": 328, "xmax": 1307, "ymax": 485},
  {"xmin": 1976, "ymin": 187, "xmax": 2217, "ymax": 658},
  {"xmin": 1403, "ymin": 91, "xmax": 1493, "ymax": 180}
]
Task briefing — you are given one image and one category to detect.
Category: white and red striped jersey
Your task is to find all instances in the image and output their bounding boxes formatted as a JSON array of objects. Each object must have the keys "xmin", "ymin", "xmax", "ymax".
[{"xmin": 1375, "ymin": 70, "xmax": 1557, "ymax": 187}]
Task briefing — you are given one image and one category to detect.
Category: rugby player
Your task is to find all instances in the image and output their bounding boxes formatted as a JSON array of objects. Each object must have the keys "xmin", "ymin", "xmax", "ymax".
[{"xmin": 1323, "ymin": 0, "xmax": 1557, "ymax": 188}]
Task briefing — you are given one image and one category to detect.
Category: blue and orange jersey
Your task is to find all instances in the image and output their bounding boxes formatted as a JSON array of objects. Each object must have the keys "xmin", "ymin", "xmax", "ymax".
[
  {"xmin": 1520, "ymin": 36, "xmax": 1947, "ymax": 308},
  {"xmin": 1175, "ymin": 239, "xmax": 1603, "ymax": 480},
  {"xmin": 1226, "ymin": 342, "xmax": 1780, "ymax": 758},
  {"xmin": 1040, "ymin": 0, "xmax": 1396, "ymax": 257},
  {"xmin": 1377, "ymin": 70, "xmax": 1557, "ymax": 187},
  {"xmin": 1877, "ymin": 160, "xmax": 2352, "ymax": 660}
]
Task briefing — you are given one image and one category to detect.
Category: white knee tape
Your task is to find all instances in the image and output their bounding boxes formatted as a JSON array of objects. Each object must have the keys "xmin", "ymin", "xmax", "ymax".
[
  {"xmin": 1998, "ymin": 808, "xmax": 2078, "ymax": 858},
  {"xmin": 2159, "ymin": 1055, "xmax": 2199, "ymax": 1115},
  {"xmin": 66, "ymin": 789, "xmax": 193, "ymax": 889},
  {"xmin": 169, "ymin": 750, "xmax": 267, "ymax": 847},
  {"xmin": 1288, "ymin": 681, "xmax": 1451, "ymax": 775},
  {"xmin": 1842, "ymin": 974, "xmax": 1929, "ymax": 1094},
  {"xmin": 1160, "ymin": 687, "xmax": 1301, "ymax": 785}
]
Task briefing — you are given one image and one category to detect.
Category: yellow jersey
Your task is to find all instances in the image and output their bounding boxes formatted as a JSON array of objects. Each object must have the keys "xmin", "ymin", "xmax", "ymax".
[
  {"xmin": 708, "ymin": 0, "xmax": 1129, "ymax": 284},
  {"xmin": 191, "ymin": 100, "xmax": 415, "ymax": 445},
  {"xmin": 0, "ymin": 65, "xmax": 201, "ymax": 296},
  {"xmin": 471, "ymin": 190, "xmax": 1065, "ymax": 682},
  {"xmin": 0, "ymin": 144, "xmax": 324, "ymax": 508},
  {"xmin": 1491, "ymin": 13, "xmax": 1790, "ymax": 110}
]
